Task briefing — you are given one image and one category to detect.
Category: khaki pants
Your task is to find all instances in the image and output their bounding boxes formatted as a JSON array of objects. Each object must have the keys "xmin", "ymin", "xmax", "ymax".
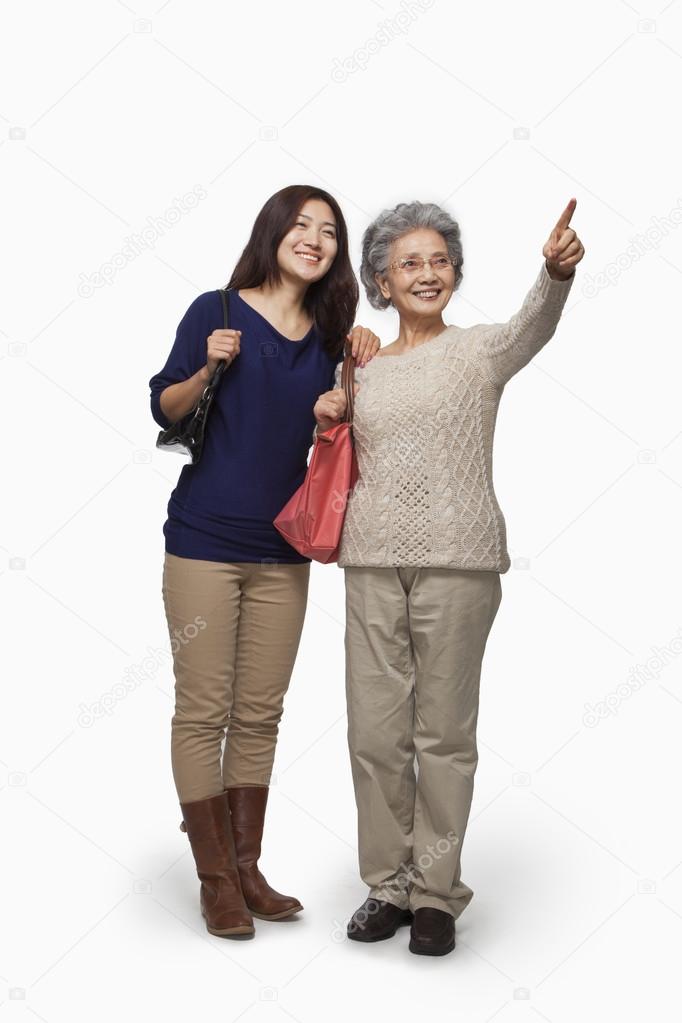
[
  {"xmin": 162, "ymin": 553, "xmax": 310, "ymax": 802},
  {"xmin": 344, "ymin": 566, "xmax": 502, "ymax": 920}
]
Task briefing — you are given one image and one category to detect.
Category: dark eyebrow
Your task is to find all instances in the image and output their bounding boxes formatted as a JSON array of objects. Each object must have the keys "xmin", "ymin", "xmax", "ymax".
[{"xmin": 297, "ymin": 212, "xmax": 337, "ymax": 230}]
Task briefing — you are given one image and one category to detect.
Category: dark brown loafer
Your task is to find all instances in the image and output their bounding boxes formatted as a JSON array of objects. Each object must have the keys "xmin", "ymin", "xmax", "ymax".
[
  {"xmin": 347, "ymin": 898, "xmax": 413, "ymax": 942},
  {"xmin": 409, "ymin": 907, "xmax": 456, "ymax": 956}
]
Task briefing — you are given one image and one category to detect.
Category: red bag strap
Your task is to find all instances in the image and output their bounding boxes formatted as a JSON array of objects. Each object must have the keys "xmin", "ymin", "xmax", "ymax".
[{"xmin": 341, "ymin": 348, "xmax": 356, "ymax": 425}]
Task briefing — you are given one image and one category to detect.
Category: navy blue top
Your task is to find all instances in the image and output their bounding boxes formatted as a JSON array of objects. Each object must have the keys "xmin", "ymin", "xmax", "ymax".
[{"xmin": 149, "ymin": 289, "xmax": 341, "ymax": 563}]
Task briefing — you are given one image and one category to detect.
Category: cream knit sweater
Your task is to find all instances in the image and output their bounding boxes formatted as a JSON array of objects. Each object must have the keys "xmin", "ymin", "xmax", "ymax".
[{"xmin": 335, "ymin": 262, "xmax": 575, "ymax": 572}]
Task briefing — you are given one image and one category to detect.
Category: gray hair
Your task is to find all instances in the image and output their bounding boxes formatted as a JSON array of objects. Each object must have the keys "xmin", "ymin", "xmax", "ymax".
[{"xmin": 360, "ymin": 201, "xmax": 464, "ymax": 310}]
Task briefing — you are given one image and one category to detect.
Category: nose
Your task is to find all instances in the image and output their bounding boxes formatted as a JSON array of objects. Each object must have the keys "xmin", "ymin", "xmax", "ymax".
[{"xmin": 417, "ymin": 260, "xmax": 438, "ymax": 282}]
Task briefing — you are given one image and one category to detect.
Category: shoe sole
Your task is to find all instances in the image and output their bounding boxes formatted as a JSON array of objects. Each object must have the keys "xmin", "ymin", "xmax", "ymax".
[
  {"xmin": 206, "ymin": 924, "xmax": 255, "ymax": 938},
  {"xmin": 202, "ymin": 911, "xmax": 255, "ymax": 938},
  {"xmin": 408, "ymin": 937, "xmax": 456, "ymax": 956},
  {"xmin": 250, "ymin": 904, "xmax": 304, "ymax": 921},
  {"xmin": 347, "ymin": 912, "xmax": 413, "ymax": 942}
]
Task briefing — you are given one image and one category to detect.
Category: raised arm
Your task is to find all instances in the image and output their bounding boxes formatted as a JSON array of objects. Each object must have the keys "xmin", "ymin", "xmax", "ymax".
[
  {"xmin": 476, "ymin": 262, "xmax": 574, "ymax": 386},
  {"xmin": 476, "ymin": 198, "xmax": 583, "ymax": 386}
]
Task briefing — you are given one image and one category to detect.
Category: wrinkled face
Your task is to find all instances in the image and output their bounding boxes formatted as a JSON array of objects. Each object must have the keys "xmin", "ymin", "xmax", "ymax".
[
  {"xmin": 277, "ymin": 198, "xmax": 339, "ymax": 284},
  {"xmin": 375, "ymin": 228, "xmax": 456, "ymax": 316}
]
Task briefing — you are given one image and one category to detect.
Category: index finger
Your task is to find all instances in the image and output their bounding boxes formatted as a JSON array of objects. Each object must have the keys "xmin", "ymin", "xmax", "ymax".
[{"xmin": 554, "ymin": 197, "xmax": 577, "ymax": 232}]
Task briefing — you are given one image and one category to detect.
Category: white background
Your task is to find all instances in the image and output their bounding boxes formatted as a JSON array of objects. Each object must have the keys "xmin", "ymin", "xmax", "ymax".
[{"xmin": 3, "ymin": 0, "xmax": 682, "ymax": 1018}]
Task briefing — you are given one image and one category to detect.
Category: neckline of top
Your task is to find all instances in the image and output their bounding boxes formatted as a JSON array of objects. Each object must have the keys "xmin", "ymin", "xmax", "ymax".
[
  {"xmin": 366, "ymin": 325, "xmax": 460, "ymax": 366},
  {"xmin": 233, "ymin": 290, "xmax": 315, "ymax": 344}
]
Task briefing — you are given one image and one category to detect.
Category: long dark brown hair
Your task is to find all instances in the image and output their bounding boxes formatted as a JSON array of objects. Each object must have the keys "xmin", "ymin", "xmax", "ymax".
[{"xmin": 226, "ymin": 185, "xmax": 359, "ymax": 358}]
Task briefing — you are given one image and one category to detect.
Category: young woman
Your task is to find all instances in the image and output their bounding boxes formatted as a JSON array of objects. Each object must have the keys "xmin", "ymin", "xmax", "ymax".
[{"xmin": 149, "ymin": 185, "xmax": 380, "ymax": 939}]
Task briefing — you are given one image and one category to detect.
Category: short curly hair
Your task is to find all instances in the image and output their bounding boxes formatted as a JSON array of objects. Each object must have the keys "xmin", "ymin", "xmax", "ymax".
[{"xmin": 360, "ymin": 201, "xmax": 464, "ymax": 310}]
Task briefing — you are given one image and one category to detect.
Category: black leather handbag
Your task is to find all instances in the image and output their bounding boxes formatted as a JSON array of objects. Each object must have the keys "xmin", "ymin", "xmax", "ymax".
[{"xmin": 155, "ymin": 288, "xmax": 231, "ymax": 464}]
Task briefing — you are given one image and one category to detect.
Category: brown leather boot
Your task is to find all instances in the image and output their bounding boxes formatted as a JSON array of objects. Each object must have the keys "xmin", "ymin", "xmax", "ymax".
[
  {"xmin": 226, "ymin": 785, "xmax": 303, "ymax": 920},
  {"xmin": 179, "ymin": 791, "xmax": 255, "ymax": 938}
]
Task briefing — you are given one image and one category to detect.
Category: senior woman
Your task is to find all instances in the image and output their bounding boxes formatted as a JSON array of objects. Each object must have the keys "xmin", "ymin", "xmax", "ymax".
[{"xmin": 313, "ymin": 197, "xmax": 584, "ymax": 956}]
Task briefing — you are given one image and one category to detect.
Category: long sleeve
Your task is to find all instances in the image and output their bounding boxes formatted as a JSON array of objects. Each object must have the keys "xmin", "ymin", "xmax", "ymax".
[
  {"xmin": 148, "ymin": 292, "xmax": 216, "ymax": 428},
  {"xmin": 475, "ymin": 262, "xmax": 575, "ymax": 387}
]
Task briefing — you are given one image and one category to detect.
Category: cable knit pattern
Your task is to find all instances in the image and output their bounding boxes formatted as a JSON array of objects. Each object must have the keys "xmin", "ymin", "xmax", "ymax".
[{"xmin": 336, "ymin": 262, "xmax": 574, "ymax": 571}]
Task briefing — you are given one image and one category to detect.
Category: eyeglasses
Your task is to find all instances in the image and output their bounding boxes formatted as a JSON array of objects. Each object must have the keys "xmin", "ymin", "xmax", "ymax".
[{"xmin": 387, "ymin": 256, "xmax": 457, "ymax": 274}]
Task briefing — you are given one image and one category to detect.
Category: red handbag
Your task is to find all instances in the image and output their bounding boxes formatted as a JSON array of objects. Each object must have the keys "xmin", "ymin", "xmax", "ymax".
[{"xmin": 273, "ymin": 350, "xmax": 358, "ymax": 563}]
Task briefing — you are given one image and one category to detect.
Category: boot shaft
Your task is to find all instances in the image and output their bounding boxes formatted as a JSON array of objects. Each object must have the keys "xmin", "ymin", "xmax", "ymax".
[
  {"xmin": 226, "ymin": 785, "xmax": 269, "ymax": 867},
  {"xmin": 180, "ymin": 790, "xmax": 239, "ymax": 878}
]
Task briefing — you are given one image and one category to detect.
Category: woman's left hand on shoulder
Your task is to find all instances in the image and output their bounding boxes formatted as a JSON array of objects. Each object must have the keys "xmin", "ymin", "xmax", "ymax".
[
  {"xmin": 347, "ymin": 325, "xmax": 381, "ymax": 367},
  {"xmin": 543, "ymin": 197, "xmax": 585, "ymax": 281}
]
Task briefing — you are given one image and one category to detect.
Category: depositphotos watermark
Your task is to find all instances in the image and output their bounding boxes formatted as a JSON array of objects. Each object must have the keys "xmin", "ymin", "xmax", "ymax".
[
  {"xmin": 331, "ymin": 0, "xmax": 435, "ymax": 82},
  {"xmin": 582, "ymin": 626, "xmax": 682, "ymax": 728},
  {"xmin": 76, "ymin": 185, "xmax": 207, "ymax": 297},
  {"xmin": 581, "ymin": 197, "xmax": 682, "ymax": 298},
  {"xmin": 76, "ymin": 616, "xmax": 207, "ymax": 727},
  {"xmin": 330, "ymin": 829, "xmax": 459, "ymax": 941}
]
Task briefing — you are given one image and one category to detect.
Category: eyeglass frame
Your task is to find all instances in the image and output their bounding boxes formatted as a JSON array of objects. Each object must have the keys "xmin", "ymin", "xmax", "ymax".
[{"xmin": 386, "ymin": 255, "xmax": 459, "ymax": 274}]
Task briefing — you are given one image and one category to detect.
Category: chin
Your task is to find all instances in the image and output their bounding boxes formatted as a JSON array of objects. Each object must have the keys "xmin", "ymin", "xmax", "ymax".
[{"xmin": 290, "ymin": 264, "xmax": 326, "ymax": 284}]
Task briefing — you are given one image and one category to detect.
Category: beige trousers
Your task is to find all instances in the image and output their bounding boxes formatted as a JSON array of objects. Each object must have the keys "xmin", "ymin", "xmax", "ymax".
[
  {"xmin": 344, "ymin": 566, "xmax": 502, "ymax": 920},
  {"xmin": 162, "ymin": 552, "xmax": 310, "ymax": 802}
]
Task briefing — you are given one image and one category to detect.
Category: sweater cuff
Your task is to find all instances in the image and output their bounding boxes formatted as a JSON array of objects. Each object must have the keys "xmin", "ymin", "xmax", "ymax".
[{"xmin": 538, "ymin": 260, "xmax": 575, "ymax": 302}]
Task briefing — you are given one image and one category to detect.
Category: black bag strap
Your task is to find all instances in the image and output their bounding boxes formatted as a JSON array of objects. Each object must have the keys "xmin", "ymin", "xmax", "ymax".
[
  {"xmin": 210, "ymin": 287, "xmax": 231, "ymax": 386},
  {"xmin": 219, "ymin": 286, "xmax": 230, "ymax": 331},
  {"xmin": 187, "ymin": 287, "xmax": 231, "ymax": 422}
]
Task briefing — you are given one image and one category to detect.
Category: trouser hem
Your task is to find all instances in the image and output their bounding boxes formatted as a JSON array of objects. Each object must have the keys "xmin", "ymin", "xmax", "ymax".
[
  {"xmin": 408, "ymin": 894, "xmax": 463, "ymax": 919},
  {"xmin": 368, "ymin": 887, "xmax": 411, "ymax": 911}
]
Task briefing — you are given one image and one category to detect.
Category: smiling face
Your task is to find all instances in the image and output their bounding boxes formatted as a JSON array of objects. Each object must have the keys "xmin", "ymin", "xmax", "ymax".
[
  {"xmin": 375, "ymin": 228, "xmax": 456, "ymax": 317},
  {"xmin": 276, "ymin": 198, "xmax": 339, "ymax": 285}
]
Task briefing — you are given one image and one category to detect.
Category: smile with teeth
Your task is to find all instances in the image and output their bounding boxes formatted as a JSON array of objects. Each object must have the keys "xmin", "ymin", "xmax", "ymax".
[
  {"xmin": 295, "ymin": 251, "xmax": 321, "ymax": 263},
  {"xmin": 413, "ymin": 289, "xmax": 441, "ymax": 299}
]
